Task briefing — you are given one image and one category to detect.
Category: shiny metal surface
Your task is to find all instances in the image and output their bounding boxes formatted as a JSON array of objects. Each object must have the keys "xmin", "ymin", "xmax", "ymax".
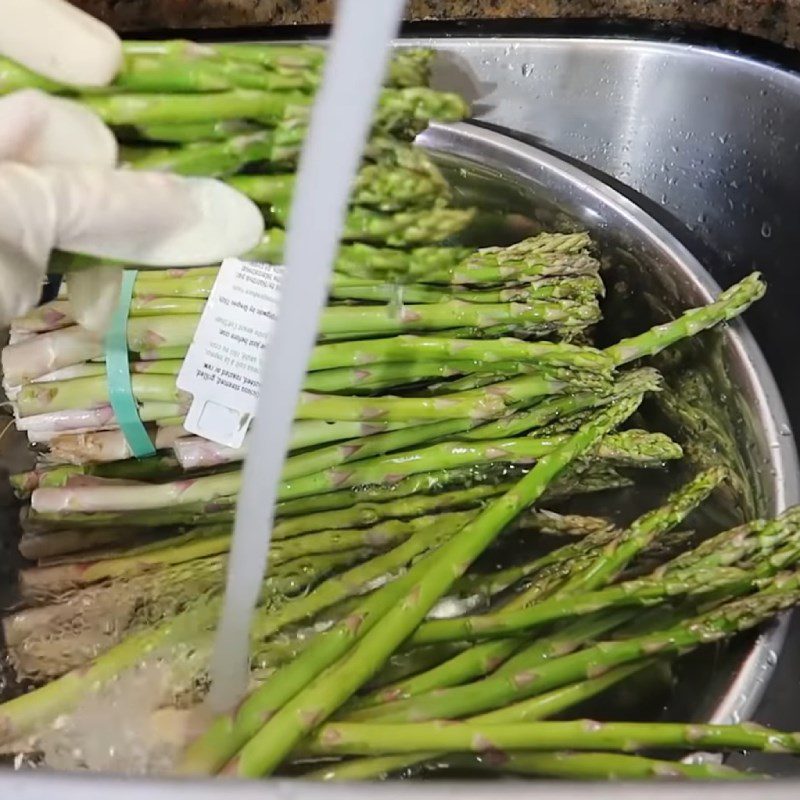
[
  {"xmin": 5, "ymin": 771, "xmax": 800, "ymax": 800},
  {"xmin": 416, "ymin": 35, "xmax": 800, "ymax": 432}
]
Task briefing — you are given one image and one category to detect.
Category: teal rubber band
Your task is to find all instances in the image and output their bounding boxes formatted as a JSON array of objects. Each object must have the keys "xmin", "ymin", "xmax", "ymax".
[{"xmin": 104, "ymin": 270, "xmax": 156, "ymax": 458}]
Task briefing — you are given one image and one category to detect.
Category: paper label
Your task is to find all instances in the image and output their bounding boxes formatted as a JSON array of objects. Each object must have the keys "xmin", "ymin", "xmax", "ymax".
[{"xmin": 176, "ymin": 258, "xmax": 282, "ymax": 448}]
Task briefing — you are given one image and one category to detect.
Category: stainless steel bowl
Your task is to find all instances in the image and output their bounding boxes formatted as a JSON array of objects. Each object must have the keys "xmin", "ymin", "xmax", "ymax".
[
  {"xmin": 1, "ymin": 123, "xmax": 797, "ymax": 795},
  {"xmin": 418, "ymin": 121, "xmax": 800, "ymax": 726}
]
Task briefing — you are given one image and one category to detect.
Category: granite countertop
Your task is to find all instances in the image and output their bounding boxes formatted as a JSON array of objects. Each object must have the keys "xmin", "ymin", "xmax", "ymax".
[{"xmin": 71, "ymin": 1, "xmax": 800, "ymax": 48}]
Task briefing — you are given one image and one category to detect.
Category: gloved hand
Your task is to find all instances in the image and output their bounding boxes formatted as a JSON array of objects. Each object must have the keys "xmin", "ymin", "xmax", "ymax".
[{"xmin": 0, "ymin": 0, "xmax": 265, "ymax": 333}]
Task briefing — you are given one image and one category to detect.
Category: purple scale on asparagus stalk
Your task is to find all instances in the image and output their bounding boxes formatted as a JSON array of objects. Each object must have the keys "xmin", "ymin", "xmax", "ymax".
[
  {"xmin": 360, "ymin": 407, "xmax": 388, "ymax": 420},
  {"xmin": 485, "ymin": 447, "xmax": 511, "ymax": 460},
  {"xmin": 142, "ymin": 330, "xmax": 167, "ymax": 347},
  {"xmin": 471, "ymin": 733, "xmax": 496, "ymax": 752},
  {"xmin": 400, "ymin": 308, "xmax": 423, "ymax": 323},
  {"xmin": 511, "ymin": 670, "xmax": 540, "ymax": 689},
  {"xmin": 343, "ymin": 613, "xmax": 367, "ymax": 634},
  {"xmin": 329, "ymin": 470, "xmax": 354, "ymax": 487}
]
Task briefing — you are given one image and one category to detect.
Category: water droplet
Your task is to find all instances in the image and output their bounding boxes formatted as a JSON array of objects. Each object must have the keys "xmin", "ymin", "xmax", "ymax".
[
  {"xmin": 520, "ymin": 63, "xmax": 534, "ymax": 78},
  {"xmin": 761, "ymin": 222, "xmax": 772, "ymax": 239}
]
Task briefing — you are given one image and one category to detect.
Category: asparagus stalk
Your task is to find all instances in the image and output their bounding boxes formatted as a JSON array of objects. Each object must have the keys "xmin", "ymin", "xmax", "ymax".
[
  {"xmin": 256, "ymin": 228, "xmax": 473, "ymax": 281},
  {"xmin": 554, "ymin": 466, "xmax": 727, "ymax": 594},
  {"xmin": 176, "ymin": 420, "xmax": 412, "ymax": 471},
  {"xmin": 5, "ymin": 39, "xmax": 434, "ymax": 97},
  {"xmin": 133, "ymin": 120, "xmax": 262, "ymax": 143},
  {"xmin": 264, "ymin": 204, "xmax": 478, "ymax": 247},
  {"xmin": 458, "ymin": 751, "xmax": 752, "ymax": 781},
  {"xmin": 309, "ymin": 749, "xmax": 751, "ymax": 782},
  {"xmin": 404, "ymin": 565, "xmax": 748, "ymax": 648},
  {"xmin": 606, "ymin": 273, "xmax": 766, "ymax": 365},
  {"xmin": 25, "ymin": 461, "xmax": 630, "ymax": 531},
  {"xmin": 354, "ymin": 471, "xmax": 723, "ymax": 715},
  {"xmin": 11, "ymin": 453, "xmax": 181, "ymax": 496},
  {"xmin": 293, "ymin": 372, "xmax": 608, "ymax": 423},
  {"xmin": 230, "ymin": 159, "xmax": 451, "ymax": 213},
  {"xmin": 0, "ymin": 538, "xmax": 365, "ymax": 745},
  {"xmin": 17, "ymin": 402, "xmax": 186, "ymax": 439},
  {"xmin": 308, "ymin": 663, "xmax": 651, "ymax": 780},
  {"xmin": 274, "ymin": 462, "xmax": 628, "ymax": 521},
  {"xmin": 308, "ymin": 334, "xmax": 613, "ymax": 373},
  {"xmin": 6, "ymin": 321, "xmax": 612, "ymax": 388},
  {"xmin": 305, "ymin": 712, "xmax": 800, "ymax": 758},
  {"xmin": 307, "ymin": 297, "xmax": 602, "ymax": 338},
  {"xmin": 82, "ymin": 86, "xmax": 468, "ymax": 134},
  {"xmin": 126, "ymin": 133, "xmax": 275, "ymax": 178},
  {"xmin": 338, "ymin": 571, "xmax": 800, "ymax": 727},
  {"xmin": 350, "ymin": 472, "xmax": 724, "ymax": 711},
  {"xmin": 18, "ymin": 514, "xmax": 451, "ymax": 596},
  {"xmin": 462, "ymin": 368, "xmax": 662, "ymax": 440},
  {"xmin": 303, "ymin": 362, "xmax": 511, "ymax": 394},
  {"xmin": 327, "ymin": 275, "xmax": 603, "ymax": 306},
  {"xmin": 46, "ymin": 425, "xmax": 188, "ymax": 466},
  {"xmin": 16, "ymin": 374, "xmax": 189, "ymax": 416},
  {"xmin": 273, "ymin": 485, "xmax": 505, "ymax": 540},
  {"xmin": 189, "ymin": 398, "xmax": 641, "ymax": 777},
  {"xmin": 281, "ymin": 429, "xmax": 679, "ymax": 499},
  {"xmin": 32, "ymin": 424, "xmax": 670, "ymax": 517},
  {"xmin": 178, "ymin": 508, "xmax": 484, "ymax": 774}
]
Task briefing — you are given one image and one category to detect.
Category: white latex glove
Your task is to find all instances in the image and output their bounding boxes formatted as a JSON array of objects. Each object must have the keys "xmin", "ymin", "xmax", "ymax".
[{"xmin": 0, "ymin": 0, "xmax": 265, "ymax": 333}]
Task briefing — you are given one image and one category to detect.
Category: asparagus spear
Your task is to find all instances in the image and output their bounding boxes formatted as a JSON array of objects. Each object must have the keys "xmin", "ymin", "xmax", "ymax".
[
  {"xmin": 188, "ymin": 398, "xmax": 641, "ymax": 777},
  {"xmin": 554, "ymin": 466, "xmax": 727, "ymax": 594},
  {"xmin": 308, "ymin": 334, "xmax": 614, "ymax": 373},
  {"xmin": 275, "ymin": 462, "xmax": 628, "ymax": 520},
  {"xmin": 8, "ymin": 308, "xmax": 612, "ymax": 388},
  {"xmin": 281, "ymin": 429, "xmax": 679, "ymax": 499},
  {"xmin": 18, "ymin": 514, "xmax": 450, "ymax": 596},
  {"xmin": 305, "ymin": 711, "xmax": 800, "ymax": 758},
  {"xmin": 606, "ymin": 273, "xmax": 766, "ymax": 365},
  {"xmin": 308, "ymin": 663, "xmax": 651, "ymax": 780},
  {"xmin": 337, "ymin": 571, "xmax": 800, "ymax": 727},
  {"xmin": 230, "ymin": 159, "xmax": 451, "ymax": 213},
  {"xmin": 346, "ymin": 471, "xmax": 708, "ymax": 716},
  {"xmin": 133, "ymin": 120, "xmax": 262, "ymax": 144},
  {"xmin": 463, "ymin": 368, "xmax": 662, "ymax": 440},
  {"xmin": 82, "ymin": 86, "xmax": 468, "ymax": 134},
  {"xmin": 327, "ymin": 275, "xmax": 603, "ymax": 306},
  {"xmin": 66, "ymin": 265, "xmax": 595, "ymax": 308},
  {"xmin": 0, "ymin": 542, "xmax": 364, "ymax": 745},
  {"xmin": 404, "ymin": 565, "xmax": 749, "ymax": 649},
  {"xmin": 16, "ymin": 374, "xmax": 189, "ymax": 416},
  {"xmin": 346, "ymin": 510, "xmax": 752, "ymax": 715},
  {"xmin": 309, "ymin": 749, "xmax": 751, "ymax": 781},
  {"xmin": 272, "ymin": 205, "xmax": 479, "ymax": 247},
  {"xmin": 456, "ymin": 751, "xmax": 751, "ymax": 781},
  {"xmin": 253, "ymin": 227, "xmax": 473, "ymax": 281},
  {"xmin": 31, "ymin": 424, "xmax": 670, "ymax": 517},
  {"xmin": 317, "ymin": 296, "xmax": 601, "ymax": 337},
  {"xmin": 350, "ymin": 472, "xmax": 727, "ymax": 712},
  {"xmin": 126, "ymin": 133, "xmax": 275, "ymax": 178}
]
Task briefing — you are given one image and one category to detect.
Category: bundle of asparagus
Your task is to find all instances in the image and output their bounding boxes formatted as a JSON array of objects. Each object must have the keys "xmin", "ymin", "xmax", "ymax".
[{"xmin": 0, "ymin": 39, "xmax": 798, "ymax": 784}]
